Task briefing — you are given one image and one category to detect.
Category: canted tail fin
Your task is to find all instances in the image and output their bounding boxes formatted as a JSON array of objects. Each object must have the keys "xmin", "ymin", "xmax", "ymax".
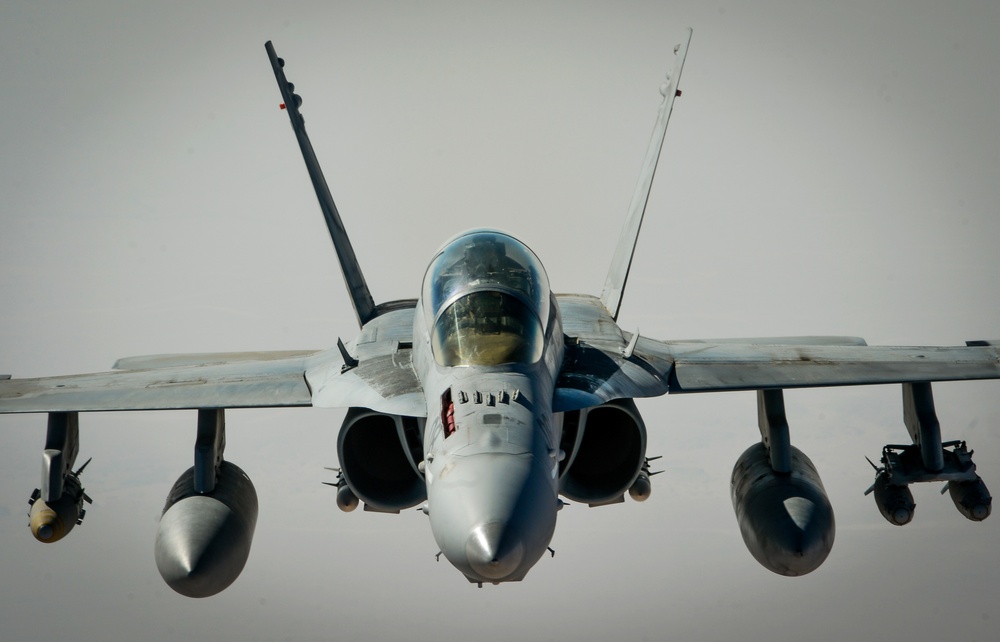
[
  {"xmin": 600, "ymin": 28, "xmax": 691, "ymax": 321},
  {"xmin": 266, "ymin": 41, "xmax": 378, "ymax": 327}
]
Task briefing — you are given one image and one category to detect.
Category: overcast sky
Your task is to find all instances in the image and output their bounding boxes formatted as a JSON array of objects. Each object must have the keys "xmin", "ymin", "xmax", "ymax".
[{"xmin": 2, "ymin": 2, "xmax": 999, "ymax": 641}]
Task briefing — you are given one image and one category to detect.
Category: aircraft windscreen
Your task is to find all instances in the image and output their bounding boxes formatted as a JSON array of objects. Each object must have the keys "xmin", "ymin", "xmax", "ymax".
[
  {"xmin": 433, "ymin": 292, "xmax": 543, "ymax": 366},
  {"xmin": 423, "ymin": 230, "xmax": 550, "ymax": 367}
]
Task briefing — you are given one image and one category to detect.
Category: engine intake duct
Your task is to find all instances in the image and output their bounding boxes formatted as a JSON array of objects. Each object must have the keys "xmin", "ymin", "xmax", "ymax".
[
  {"xmin": 338, "ymin": 408, "xmax": 426, "ymax": 513},
  {"xmin": 559, "ymin": 398, "xmax": 646, "ymax": 506},
  {"xmin": 731, "ymin": 442, "xmax": 835, "ymax": 576}
]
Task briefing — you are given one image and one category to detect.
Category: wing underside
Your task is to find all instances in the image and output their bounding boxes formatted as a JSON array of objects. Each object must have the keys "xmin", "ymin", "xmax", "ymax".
[
  {"xmin": 643, "ymin": 339, "xmax": 1000, "ymax": 393},
  {"xmin": 0, "ymin": 353, "xmax": 316, "ymax": 413},
  {"xmin": 0, "ymin": 308, "xmax": 425, "ymax": 416},
  {"xmin": 556, "ymin": 295, "xmax": 1000, "ymax": 405}
]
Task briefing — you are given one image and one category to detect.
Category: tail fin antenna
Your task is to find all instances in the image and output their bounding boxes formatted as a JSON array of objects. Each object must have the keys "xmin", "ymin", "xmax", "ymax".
[
  {"xmin": 600, "ymin": 28, "xmax": 692, "ymax": 321},
  {"xmin": 266, "ymin": 41, "xmax": 378, "ymax": 327}
]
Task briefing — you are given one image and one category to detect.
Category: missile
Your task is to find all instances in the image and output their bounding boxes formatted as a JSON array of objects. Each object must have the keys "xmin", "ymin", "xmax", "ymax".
[
  {"xmin": 154, "ymin": 460, "xmax": 258, "ymax": 598},
  {"xmin": 336, "ymin": 484, "xmax": 359, "ymax": 512},
  {"xmin": 947, "ymin": 477, "xmax": 992, "ymax": 522},
  {"xmin": 322, "ymin": 466, "xmax": 360, "ymax": 512},
  {"xmin": 731, "ymin": 443, "xmax": 835, "ymax": 576},
  {"xmin": 628, "ymin": 471, "xmax": 652, "ymax": 502},
  {"xmin": 628, "ymin": 455, "xmax": 661, "ymax": 502},
  {"xmin": 871, "ymin": 473, "xmax": 915, "ymax": 526},
  {"xmin": 29, "ymin": 488, "xmax": 80, "ymax": 543},
  {"xmin": 28, "ymin": 458, "xmax": 91, "ymax": 543}
]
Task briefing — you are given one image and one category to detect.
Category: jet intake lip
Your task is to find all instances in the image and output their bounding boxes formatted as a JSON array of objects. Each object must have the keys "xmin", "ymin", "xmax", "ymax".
[{"xmin": 465, "ymin": 521, "xmax": 525, "ymax": 581}]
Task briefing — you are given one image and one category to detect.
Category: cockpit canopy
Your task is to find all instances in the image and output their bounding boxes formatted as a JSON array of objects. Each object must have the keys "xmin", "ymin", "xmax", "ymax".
[{"xmin": 422, "ymin": 230, "xmax": 550, "ymax": 367}]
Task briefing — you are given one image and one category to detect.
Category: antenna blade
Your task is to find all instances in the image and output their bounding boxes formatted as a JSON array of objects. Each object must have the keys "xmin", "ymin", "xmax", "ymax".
[
  {"xmin": 600, "ymin": 28, "xmax": 692, "ymax": 320},
  {"xmin": 265, "ymin": 41, "xmax": 378, "ymax": 327}
]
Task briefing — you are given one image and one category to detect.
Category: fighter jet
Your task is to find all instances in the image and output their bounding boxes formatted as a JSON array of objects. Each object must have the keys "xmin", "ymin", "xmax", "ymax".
[{"xmin": 2, "ymin": 30, "xmax": 997, "ymax": 597}]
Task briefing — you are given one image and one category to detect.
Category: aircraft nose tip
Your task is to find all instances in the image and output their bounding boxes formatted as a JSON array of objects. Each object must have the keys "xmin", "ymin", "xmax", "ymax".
[{"xmin": 465, "ymin": 521, "xmax": 525, "ymax": 581}]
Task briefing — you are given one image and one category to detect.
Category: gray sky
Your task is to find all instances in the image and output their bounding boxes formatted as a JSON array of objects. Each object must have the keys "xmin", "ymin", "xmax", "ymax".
[{"xmin": 2, "ymin": 2, "xmax": 999, "ymax": 640}]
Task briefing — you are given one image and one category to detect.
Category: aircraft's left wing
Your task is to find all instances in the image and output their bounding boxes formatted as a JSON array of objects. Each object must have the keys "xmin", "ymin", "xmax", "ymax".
[
  {"xmin": 0, "ymin": 326, "xmax": 425, "ymax": 417},
  {"xmin": 0, "ymin": 351, "xmax": 318, "ymax": 413}
]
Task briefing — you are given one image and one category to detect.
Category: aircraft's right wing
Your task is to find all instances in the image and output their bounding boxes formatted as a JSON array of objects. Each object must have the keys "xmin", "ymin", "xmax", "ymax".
[
  {"xmin": 637, "ymin": 338, "xmax": 1000, "ymax": 393},
  {"xmin": 556, "ymin": 332, "xmax": 1000, "ymax": 409},
  {"xmin": 555, "ymin": 294, "xmax": 1000, "ymax": 409}
]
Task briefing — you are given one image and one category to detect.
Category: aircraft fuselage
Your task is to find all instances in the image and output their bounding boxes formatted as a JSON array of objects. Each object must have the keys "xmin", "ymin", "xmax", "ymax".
[{"xmin": 412, "ymin": 229, "xmax": 565, "ymax": 583}]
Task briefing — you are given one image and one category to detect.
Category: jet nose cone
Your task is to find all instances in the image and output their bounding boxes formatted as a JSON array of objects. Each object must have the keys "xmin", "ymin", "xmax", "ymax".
[{"xmin": 465, "ymin": 521, "xmax": 525, "ymax": 582}]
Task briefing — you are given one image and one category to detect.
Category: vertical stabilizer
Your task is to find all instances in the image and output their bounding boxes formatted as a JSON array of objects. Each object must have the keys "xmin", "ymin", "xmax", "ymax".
[
  {"xmin": 266, "ymin": 41, "xmax": 378, "ymax": 327},
  {"xmin": 600, "ymin": 29, "xmax": 691, "ymax": 320}
]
